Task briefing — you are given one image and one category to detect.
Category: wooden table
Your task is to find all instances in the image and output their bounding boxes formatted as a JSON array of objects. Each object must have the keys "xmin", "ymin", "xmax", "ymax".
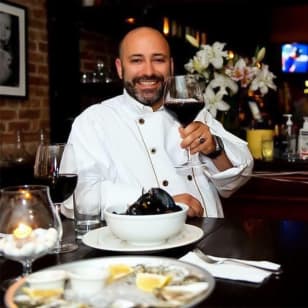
[
  {"xmin": 222, "ymin": 159, "xmax": 308, "ymax": 221},
  {"xmin": 1, "ymin": 216, "xmax": 308, "ymax": 307}
]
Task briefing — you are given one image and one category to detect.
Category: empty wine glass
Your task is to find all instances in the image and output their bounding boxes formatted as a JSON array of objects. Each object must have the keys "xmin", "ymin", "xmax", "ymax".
[
  {"xmin": 34, "ymin": 143, "xmax": 78, "ymax": 253},
  {"xmin": 163, "ymin": 75, "xmax": 205, "ymax": 168},
  {"xmin": 0, "ymin": 185, "xmax": 60, "ymax": 289}
]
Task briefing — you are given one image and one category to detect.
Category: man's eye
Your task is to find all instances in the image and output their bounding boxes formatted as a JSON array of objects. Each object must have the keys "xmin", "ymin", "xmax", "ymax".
[
  {"xmin": 153, "ymin": 58, "xmax": 166, "ymax": 63},
  {"xmin": 131, "ymin": 58, "xmax": 142, "ymax": 63}
]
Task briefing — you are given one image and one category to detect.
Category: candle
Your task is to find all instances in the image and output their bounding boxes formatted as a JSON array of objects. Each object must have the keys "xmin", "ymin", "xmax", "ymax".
[{"xmin": 13, "ymin": 223, "xmax": 32, "ymax": 240}]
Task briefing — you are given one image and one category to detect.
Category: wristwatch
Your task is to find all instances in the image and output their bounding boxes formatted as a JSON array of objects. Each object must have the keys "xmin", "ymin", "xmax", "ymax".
[{"xmin": 206, "ymin": 135, "xmax": 224, "ymax": 159}]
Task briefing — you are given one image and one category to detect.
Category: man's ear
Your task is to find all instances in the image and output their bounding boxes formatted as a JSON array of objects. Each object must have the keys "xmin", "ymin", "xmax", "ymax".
[{"xmin": 115, "ymin": 58, "xmax": 123, "ymax": 79}]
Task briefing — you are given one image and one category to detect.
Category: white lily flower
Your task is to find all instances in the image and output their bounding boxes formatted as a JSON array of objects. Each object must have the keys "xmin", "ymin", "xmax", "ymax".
[
  {"xmin": 184, "ymin": 59, "xmax": 195, "ymax": 74},
  {"xmin": 210, "ymin": 42, "xmax": 228, "ymax": 69},
  {"xmin": 209, "ymin": 73, "xmax": 238, "ymax": 95},
  {"xmin": 196, "ymin": 46, "xmax": 212, "ymax": 70},
  {"xmin": 204, "ymin": 86, "xmax": 230, "ymax": 118},
  {"xmin": 250, "ymin": 65, "xmax": 277, "ymax": 95},
  {"xmin": 184, "ymin": 41, "xmax": 276, "ymax": 120}
]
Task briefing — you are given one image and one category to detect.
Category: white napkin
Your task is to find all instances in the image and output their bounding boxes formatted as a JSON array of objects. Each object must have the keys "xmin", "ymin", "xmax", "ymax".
[{"xmin": 180, "ymin": 251, "xmax": 281, "ymax": 284}]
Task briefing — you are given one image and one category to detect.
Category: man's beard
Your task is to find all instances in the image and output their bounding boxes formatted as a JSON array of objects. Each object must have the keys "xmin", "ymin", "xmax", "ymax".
[{"xmin": 124, "ymin": 75, "xmax": 165, "ymax": 107}]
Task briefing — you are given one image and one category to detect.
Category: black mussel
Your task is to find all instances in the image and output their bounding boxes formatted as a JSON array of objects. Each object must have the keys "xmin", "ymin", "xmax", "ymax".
[{"xmin": 126, "ymin": 188, "xmax": 182, "ymax": 215}]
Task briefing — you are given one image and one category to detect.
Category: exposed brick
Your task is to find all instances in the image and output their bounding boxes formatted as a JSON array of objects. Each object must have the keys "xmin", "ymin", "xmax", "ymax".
[
  {"xmin": 0, "ymin": 110, "xmax": 17, "ymax": 120},
  {"xmin": 29, "ymin": 76, "xmax": 48, "ymax": 86},
  {"xmin": 0, "ymin": 0, "xmax": 49, "ymax": 154},
  {"xmin": 29, "ymin": 51, "xmax": 45, "ymax": 63},
  {"xmin": 38, "ymin": 65, "xmax": 48, "ymax": 74},
  {"xmin": 19, "ymin": 110, "xmax": 40, "ymax": 119},
  {"xmin": 8, "ymin": 122, "xmax": 31, "ymax": 132},
  {"xmin": 39, "ymin": 42, "xmax": 48, "ymax": 53}
]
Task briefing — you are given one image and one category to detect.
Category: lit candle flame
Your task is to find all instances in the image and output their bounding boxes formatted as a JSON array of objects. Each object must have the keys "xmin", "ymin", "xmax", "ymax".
[
  {"xmin": 13, "ymin": 223, "xmax": 32, "ymax": 239},
  {"xmin": 20, "ymin": 189, "xmax": 32, "ymax": 199}
]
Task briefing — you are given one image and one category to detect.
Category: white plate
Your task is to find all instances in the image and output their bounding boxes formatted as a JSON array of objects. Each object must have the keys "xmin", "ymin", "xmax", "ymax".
[
  {"xmin": 5, "ymin": 256, "xmax": 215, "ymax": 308},
  {"xmin": 82, "ymin": 224, "xmax": 204, "ymax": 252}
]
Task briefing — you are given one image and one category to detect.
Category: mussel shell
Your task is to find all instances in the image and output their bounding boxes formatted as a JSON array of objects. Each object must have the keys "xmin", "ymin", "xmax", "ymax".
[{"xmin": 126, "ymin": 188, "xmax": 182, "ymax": 215}]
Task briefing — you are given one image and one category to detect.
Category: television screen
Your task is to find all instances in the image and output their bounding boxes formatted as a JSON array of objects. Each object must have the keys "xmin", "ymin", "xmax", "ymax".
[{"xmin": 281, "ymin": 43, "xmax": 308, "ymax": 73}]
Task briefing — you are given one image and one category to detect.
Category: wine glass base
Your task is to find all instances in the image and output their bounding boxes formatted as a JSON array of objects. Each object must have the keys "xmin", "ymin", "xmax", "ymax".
[
  {"xmin": 0, "ymin": 276, "xmax": 19, "ymax": 292},
  {"xmin": 50, "ymin": 242, "xmax": 79, "ymax": 254}
]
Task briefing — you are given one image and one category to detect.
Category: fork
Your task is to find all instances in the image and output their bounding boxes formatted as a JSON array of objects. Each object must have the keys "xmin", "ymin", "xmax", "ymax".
[{"xmin": 193, "ymin": 248, "xmax": 282, "ymax": 275}]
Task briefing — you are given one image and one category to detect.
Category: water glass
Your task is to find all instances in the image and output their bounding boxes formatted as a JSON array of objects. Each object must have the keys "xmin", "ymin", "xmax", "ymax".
[{"xmin": 74, "ymin": 178, "xmax": 101, "ymax": 239}]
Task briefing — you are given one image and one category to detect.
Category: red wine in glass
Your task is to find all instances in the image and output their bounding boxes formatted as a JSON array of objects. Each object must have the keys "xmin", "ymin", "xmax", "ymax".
[
  {"xmin": 163, "ymin": 75, "xmax": 205, "ymax": 168},
  {"xmin": 164, "ymin": 100, "xmax": 205, "ymax": 127},
  {"xmin": 36, "ymin": 173, "xmax": 78, "ymax": 204}
]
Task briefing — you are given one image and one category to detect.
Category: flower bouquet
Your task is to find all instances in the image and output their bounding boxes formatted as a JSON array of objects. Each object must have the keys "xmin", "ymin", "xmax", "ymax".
[{"xmin": 184, "ymin": 34, "xmax": 277, "ymax": 127}]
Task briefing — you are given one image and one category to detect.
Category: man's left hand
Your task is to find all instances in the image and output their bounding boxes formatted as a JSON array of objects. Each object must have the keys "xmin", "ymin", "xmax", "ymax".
[{"xmin": 179, "ymin": 121, "xmax": 216, "ymax": 155}]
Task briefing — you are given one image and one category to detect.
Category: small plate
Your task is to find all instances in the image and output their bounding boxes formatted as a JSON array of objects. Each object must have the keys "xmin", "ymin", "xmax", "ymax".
[{"xmin": 82, "ymin": 224, "xmax": 204, "ymax": 252}]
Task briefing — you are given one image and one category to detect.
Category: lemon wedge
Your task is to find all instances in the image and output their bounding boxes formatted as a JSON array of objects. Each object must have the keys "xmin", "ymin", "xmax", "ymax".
[
  {"xmin": 136, "ymin": 272, "xmax": 171, "ymax": 292},
  {"xmin": 107, "ymin": 264, "xmax": 134, "ymax": 282},
  {"xmin": 22, "ymin": 287, "xmax": 63, "ymax": 299}
]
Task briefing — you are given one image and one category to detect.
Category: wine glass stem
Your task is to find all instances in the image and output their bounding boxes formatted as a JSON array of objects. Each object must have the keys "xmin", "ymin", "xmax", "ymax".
[
  {"xmin": 54, "ymin": 203, "xmax": 63, "ymax": 242},
  {"xmin": 22, "ymin": 260, "xmax": 32, "ymax": 276},
  {"xmin": 187, "ymin": 147, "xmax": 192, "ymax": 163}
]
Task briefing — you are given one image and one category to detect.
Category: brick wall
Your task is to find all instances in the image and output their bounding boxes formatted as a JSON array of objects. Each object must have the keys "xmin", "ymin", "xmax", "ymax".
[{"xmin": 0, "ymin": 0, "xmax": 49, "ymax": 160}]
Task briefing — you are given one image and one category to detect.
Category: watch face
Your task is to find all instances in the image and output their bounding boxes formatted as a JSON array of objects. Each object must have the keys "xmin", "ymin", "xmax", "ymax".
[
  {"xmin": 215, "ymin": 136, "xmax": 224, "ymax": 151},
  {"xmin": 206, "ymin": 135, "xmax": 223, "ymax": 159}
]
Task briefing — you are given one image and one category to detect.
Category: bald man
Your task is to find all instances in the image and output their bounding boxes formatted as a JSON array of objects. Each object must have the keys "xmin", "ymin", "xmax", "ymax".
[{"xmin": 62, "ymin": 27, "xmax": 253, "ymax": 219}]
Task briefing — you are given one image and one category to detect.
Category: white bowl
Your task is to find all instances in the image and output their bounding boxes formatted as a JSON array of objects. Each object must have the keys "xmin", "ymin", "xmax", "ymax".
[
  {"xmin": 68, "ymin": 267, "xmax": 108, "ymax": 297},
  {"xmin": 26, "ymin": 270, "xmax": 67, "ymax": 290},
  {"xmin": 103, "ymin": 203, "xmax": 188, "ymax": 246}
]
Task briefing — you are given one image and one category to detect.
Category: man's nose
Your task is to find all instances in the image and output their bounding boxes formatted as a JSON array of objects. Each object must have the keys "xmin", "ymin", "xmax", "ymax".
[{"xmin": 143, "ymin": 61, "xmax": 155, "ymax": 75}]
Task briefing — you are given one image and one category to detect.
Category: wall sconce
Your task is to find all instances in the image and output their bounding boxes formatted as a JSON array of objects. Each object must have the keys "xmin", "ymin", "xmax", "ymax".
[
  {"xmin": 125, "ymin": 17, "xmax": 136, "ymax": 24},
  {"xmin": 228, "ymin": 50, "xmax": 235, "ymax": 60},
  {"xmin": 163, "ymin": 17, "xmax": 170, "ymax": 35},
  {"xmin": 201, "ymin": 32, "xmax": 206, "ymax": 45}
]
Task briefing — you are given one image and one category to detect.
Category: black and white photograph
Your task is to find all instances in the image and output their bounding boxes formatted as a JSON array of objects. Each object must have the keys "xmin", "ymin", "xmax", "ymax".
[{"xmin": 0, "ymin": 1, "xmax": 26, "ymax": 98}]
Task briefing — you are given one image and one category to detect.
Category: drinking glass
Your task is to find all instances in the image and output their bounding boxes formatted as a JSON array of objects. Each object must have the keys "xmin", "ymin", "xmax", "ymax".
[
  {"xmin": 163, "ymin": 75, "xmax": 205, "ymax": 168},
  {"xmin": 34, "ymin": 143, "xmax": 78, "ymax": 253},
  {"xmin": 0, "ymin": 185, "xmax": 60, "ymax": 289},
  {"xmin": 261, "ymin": 137, "xmax": 274, "ymax": 161}
]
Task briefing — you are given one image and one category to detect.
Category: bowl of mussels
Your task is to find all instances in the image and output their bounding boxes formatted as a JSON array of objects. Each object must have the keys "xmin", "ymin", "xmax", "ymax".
[{"xmin": 104, "ymin": 188, "xmax": 188, "ymax": 246}]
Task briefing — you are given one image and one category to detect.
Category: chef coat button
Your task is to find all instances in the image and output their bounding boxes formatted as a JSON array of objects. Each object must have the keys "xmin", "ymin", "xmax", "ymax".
[
  {"xmin": 162, "ymin": 180, "xmax": 168, "ymax": 186},
  {"xmin": 150, "ymin": 148, "xmax": 156, "ymax": 154},
  {"xmin": 187, "ymin": 175, "xmax": 193, "ymax": 181},
  {"xmin": 139, "ymin": 118, "xmax": 145, "ymax": 124}
]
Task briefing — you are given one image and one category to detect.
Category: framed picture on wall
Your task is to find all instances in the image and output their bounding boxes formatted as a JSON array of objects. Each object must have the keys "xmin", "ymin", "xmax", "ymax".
[{"xmin": 0, "ymin": 1, "xmax": 27, "ymax": 98}]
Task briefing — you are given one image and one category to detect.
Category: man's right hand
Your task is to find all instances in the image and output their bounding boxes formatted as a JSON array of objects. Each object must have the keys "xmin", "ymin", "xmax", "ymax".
[{"xmin": 173, "ymin": 193, "xmax": 204, "ymax": 217}]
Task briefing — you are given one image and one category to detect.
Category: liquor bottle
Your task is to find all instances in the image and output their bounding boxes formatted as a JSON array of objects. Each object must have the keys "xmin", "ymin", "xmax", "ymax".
[
  {"xmin": 10, "ymin": 130, "xmax": 32, "ymax": 165},
  {"xmin": 282, "ymin": 114, "xmax": 297, "ymax": 162}
]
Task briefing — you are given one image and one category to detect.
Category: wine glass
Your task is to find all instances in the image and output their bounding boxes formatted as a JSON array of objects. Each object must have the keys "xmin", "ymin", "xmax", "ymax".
[
  {"xmin": 33, "ymin": 143, "xmax": 78, "ymax": 253},
  {"xmin": 163, "ymin": 75, "xmax": 205, "ymax": 168},
  {"xmin": 0, "ymin": 185, "xmax": 60, "ymax": 289}
]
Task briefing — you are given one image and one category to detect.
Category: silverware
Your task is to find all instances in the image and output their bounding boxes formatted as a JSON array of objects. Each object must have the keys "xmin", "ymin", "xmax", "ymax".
[{"xmin": 193, "ymin": 248, "xmax": 282, "ymax": 276}]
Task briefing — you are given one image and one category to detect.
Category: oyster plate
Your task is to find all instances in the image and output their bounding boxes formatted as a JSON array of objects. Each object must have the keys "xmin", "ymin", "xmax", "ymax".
[{"xmin": 5, "ymin": 255, "xmax": 215, "ymax": 308}]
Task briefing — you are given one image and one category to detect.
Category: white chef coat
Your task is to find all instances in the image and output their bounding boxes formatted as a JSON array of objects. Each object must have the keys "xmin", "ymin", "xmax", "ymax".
[{"xmin": 61, "ymin": 90, "xmax": 253, "ymax": 219}]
